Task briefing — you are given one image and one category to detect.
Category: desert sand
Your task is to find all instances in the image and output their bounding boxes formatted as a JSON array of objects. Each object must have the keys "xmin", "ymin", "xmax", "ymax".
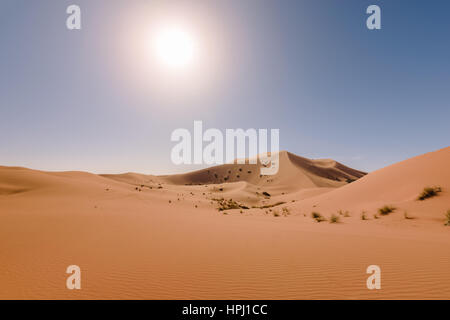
[{"xmin": 1, "ymin": 147, "xmax": 449, "ymax": 299}]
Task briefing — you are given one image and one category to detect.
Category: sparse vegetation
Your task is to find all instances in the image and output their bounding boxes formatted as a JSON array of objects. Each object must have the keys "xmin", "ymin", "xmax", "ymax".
[
  {"xmin": 417, "ymin": 186, "xmax": 442, "ymax": 201},
  {"xmin": 373, "ymin": 214, "xmax": 379, "ymax": 219},
  {"xmin": 338, "ymin": 210, "xmax": 351, "ymax": 217},
  {"xmin": 445, "ymin": 210, "xmax": 450, "ymax": 226},
  {"xmin": 312, "ymin": 212, "xmax": 326, "ymax": 222},
  {"xmin": 273, "ymin": 210, "xmax": 280, "ymax": 217},
  {"xmin": 378, "ymin": 205, "xmax": 396, "ymax": 216},
  {"xmin": 344, "ymin": 212, "xmax": 351, "ymax": 217},
  {"xmin": 262, "ymin": 191, "xmax": 271, "ymax": 197},
  {"xmin": 214, "ymin": 198, "xmax": 249, "ymax": 211},
  {"xmin": 329, "ymin": 214, "xmax": 340, "ymax": 223},
  {"xmin": 282, "ymin": 207, "xmax": 290, "ymax": 216},
  {"xmin": 361, "ymin": 211, "xmax": 368, "ymax": 220}
]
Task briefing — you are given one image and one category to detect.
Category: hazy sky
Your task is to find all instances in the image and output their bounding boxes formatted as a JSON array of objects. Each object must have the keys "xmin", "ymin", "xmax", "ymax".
[{"xmin": 1, "ymin": 0, "xmax": 449, "ymax": 174}]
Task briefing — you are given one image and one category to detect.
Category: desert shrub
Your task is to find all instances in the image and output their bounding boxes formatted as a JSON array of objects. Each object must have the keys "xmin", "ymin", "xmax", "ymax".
[
  {"xmin": 312, "ymin": 212, "xmax": 326, "ymax": 222},
  {"xmin": 445, "ymin": 210, "xmax": 450, "ymax": 226},
  {"xmin": 273, "ymin": 210, "xmax": 280, "ymax": 217},
  {"xmin": 417, "ymin": 186, "xmax": 442, "ymax": 201},
  {"xmin": 338, "ymin": 210, "xmax": 350, "ymax": 217},
  {"xmin": 361, "ymin": 211, "xmax": 368, "ymax": 220},
  {"xmin": 329, "ymin": 214, "xmax": 340, "ymax": 223},
  {"xmin": 378, "ymin": 205, "xmax": 396, "ymax": 215},
  {"xmin": 214, "ymin": 198, "xmax": 247, "ymax": 211},
  {"xmin": 262, "ymin": 191, "xmax": 271, "ymax": 197}
]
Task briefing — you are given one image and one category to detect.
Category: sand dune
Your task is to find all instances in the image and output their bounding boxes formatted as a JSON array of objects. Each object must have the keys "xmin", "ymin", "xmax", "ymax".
[
  {"xmin": 160, "ymin": 150, "xmax": 365, "ymax": 188},
  {"xmin": 101, "ymin": 151, "xmax": 365, "ymax": 205},
  {"xmin": 285, "ymin": 147, "xmax": 450, "ymax": 226},
  {"xmin": 1, "ymin": 148, "xmax": 449, "ymax": 299}
]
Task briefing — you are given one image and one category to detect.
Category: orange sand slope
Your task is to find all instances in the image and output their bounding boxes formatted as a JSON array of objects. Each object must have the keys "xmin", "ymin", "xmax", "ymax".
[{"xmin": 0, "ymin": 148, "xmax": 449, "ymax": 299}]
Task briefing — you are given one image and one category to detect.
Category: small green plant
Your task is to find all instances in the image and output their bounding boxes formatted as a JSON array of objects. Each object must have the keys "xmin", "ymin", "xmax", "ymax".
[
  {"xmin": 417, "ymin": 186, "xmax": 442, "ymax": 201},
  {"xmin": 445, "ymin": 210, "xmax": 450, "ymax": 226},
  {"xmin": 312, "ymin": 212, "xmax": 326, "ymax": 222},
  {"xmin": 378, "ymin": 205, "xmax": 396, "ymax": 216},
  {"xmin": 329, "ymin": 214, "xmax": 340, "ymax": 223}
]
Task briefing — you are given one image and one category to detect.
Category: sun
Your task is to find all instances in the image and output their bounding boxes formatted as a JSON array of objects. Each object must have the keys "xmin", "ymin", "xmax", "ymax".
[{"xmin": 154, "ymin": 27, "xmax": 196, "ymax": 68}]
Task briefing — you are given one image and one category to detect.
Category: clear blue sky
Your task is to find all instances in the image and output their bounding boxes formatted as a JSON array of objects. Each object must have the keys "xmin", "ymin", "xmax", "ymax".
[{"xmin": 1, "ymin": 0, "xmax": 449, "ymax": 174}]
